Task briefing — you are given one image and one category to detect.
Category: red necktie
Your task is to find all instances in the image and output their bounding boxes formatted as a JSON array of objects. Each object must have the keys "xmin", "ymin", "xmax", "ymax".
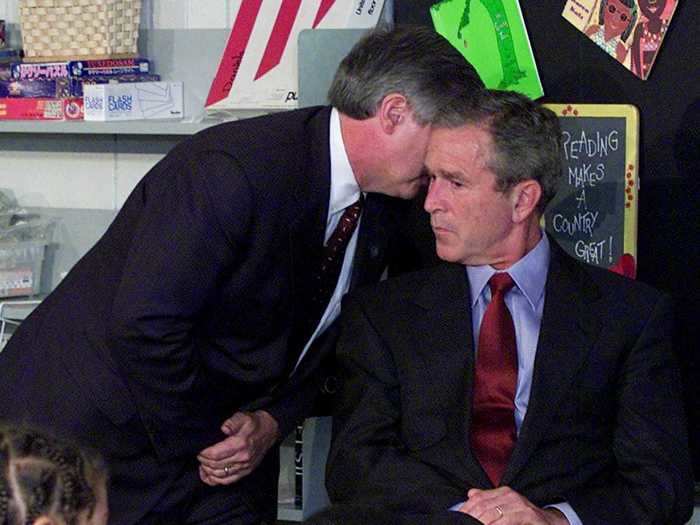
[{"xmin": 470, "ymin": 272, "xmax": 518, "ymax": 486}]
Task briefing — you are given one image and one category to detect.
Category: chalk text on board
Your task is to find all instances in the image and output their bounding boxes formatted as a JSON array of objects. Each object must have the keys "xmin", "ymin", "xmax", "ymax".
[
  {"xmin": 552, "ymin": 211, "xmax": 599, "ymax": 237},
  {"xmin": 562, "ymin": 130, "xmax": 619, "ymax": 160}
]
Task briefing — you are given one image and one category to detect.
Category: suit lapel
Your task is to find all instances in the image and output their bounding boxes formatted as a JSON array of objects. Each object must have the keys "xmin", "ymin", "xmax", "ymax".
[
  {"xmin": 412, "ymin": 264, "xmax": 492, "ymax": 486},
  {"xmin": 349, "ymin": 194, "xmax": 390, "ymax": 289},
  {"xmin": 288, "ymin": 108, "xmax": 332, "ymax": 353},
  {"xmin": 502, "ymin": 242, "xmax": 602, "ymax": 485}
]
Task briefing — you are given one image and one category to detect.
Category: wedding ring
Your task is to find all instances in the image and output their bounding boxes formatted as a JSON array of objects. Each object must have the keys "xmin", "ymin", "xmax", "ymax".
[
  {"xmin": 495, "ymin": 505, "xmax": 504, "ymax": 519},
  {"xmin": 224, "ymin": 465, "xmax": 231, "ymax": 475}
]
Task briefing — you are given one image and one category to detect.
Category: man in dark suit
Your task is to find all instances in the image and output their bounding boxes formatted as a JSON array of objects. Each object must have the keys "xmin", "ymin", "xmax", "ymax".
[
  {"xmin": 326, "ymin": 90, "xmax": 694, "ymax": 524},
  {"xmin": 0, "ymin": 27, "xmax": 484, "ymax": 524}
]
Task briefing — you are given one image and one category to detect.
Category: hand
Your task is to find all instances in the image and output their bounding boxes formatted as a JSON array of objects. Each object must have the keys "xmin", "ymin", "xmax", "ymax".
[
  {"xmin": 616, "ymin": 43, "xmax": 629, "ymax": 62},
  {"xmin": 458, "ymin": 487, "xmax": 569, "ymax": 525},
  {"xmin": 197, "ymin": 410, "xmax": 280, "ymax": 486}
]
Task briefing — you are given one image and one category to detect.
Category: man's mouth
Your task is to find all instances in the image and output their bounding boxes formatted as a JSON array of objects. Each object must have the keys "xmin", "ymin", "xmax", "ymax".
[{"xmin": 431, "ymin": 224, "xmax": 452, "ymax": 234}]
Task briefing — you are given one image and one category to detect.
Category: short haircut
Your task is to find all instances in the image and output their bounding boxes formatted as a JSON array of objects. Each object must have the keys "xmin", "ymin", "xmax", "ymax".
[
  {"xmin": 461, "ymin": 90, "xmax": 563, "ymax": 213},
  {"xmin": 0, "ymin": 425, "xmax": 106, "ymax": 525},
  {"xmin": 328, "ymin": 25, "xmax": 484, "ymax": 127}
]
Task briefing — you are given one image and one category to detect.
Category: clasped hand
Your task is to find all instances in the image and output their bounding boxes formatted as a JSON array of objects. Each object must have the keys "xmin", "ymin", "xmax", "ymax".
[
  {"xmin": 197, "ymin": 410, "xmax": 280, "ymax": 485},
  {"xmin": 458, "ymin": 487, "xmax": 569, "ymax": 525}
]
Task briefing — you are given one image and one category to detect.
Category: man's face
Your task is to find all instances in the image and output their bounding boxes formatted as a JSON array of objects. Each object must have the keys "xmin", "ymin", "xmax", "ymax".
[
  {"xmin": 424, "ymin": 124, "xmax": 517, "ymax": 266},
  {"xmin": 373, "ymin": 114, "xmax": 432, "ymax": 199}
]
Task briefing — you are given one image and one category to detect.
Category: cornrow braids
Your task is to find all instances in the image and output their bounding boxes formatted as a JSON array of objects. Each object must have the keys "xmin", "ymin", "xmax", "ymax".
[
  {"xmin": 0, "ymin": 435, "xmax": 14, "ymax": 525},
  {"xmin": 0, "ymin": 426, "xmax": 105, "ymax": 525}
]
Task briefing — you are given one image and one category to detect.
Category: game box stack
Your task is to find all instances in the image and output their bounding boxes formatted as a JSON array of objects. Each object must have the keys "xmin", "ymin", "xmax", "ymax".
[{"xmin": 0, "ymin": 57, "xmax": 161, "ymax": 120}]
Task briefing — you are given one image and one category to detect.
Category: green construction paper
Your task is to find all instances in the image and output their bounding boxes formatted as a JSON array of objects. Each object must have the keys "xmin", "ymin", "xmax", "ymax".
[{"xmin": 431, "ymin": 0, "xmax": 544, "ymax": 99}]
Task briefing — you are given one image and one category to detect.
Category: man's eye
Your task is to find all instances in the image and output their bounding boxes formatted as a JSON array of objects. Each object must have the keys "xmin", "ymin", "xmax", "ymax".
[{"xmin": 450, "ymin": 179, "xmax": 463, "ymax": 188}]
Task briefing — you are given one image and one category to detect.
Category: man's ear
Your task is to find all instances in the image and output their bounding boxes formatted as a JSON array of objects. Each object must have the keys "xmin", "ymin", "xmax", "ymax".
[
  {"xmin": 377, "ymin": 93, "xmax": 409, "ymax": 134},
  {"xmin": 511, "ymin": 179, "xmax": 542, "ymax": 223}
]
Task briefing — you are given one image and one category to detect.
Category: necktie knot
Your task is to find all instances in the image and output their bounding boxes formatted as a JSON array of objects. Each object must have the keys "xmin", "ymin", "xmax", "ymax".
[{"xmin": 488, "ymin": 272, "xmax": 515, "ymax": 296}]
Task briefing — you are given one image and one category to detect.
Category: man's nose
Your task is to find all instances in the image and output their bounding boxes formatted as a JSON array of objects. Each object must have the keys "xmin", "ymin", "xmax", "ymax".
[{"xmin": 424, "ymin": 179, "xmax": 443, "ymax": 214}]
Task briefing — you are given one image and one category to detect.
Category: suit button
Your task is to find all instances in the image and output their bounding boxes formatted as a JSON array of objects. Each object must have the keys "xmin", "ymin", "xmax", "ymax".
[{"xmin": 321, "ymin": 375, "xmax": 339, "ymax": 395}]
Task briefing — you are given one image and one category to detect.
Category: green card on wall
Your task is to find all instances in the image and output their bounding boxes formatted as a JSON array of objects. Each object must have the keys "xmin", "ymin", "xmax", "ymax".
[{"xmin": 430, "ymin": 0, "xmax": 544, "ymax": 99}]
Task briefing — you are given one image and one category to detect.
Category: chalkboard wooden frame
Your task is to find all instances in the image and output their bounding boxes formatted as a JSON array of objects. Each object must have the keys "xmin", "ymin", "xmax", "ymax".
[{"xmin": 544, "ymin": 103, "xmax": 639, "ymax": 277}]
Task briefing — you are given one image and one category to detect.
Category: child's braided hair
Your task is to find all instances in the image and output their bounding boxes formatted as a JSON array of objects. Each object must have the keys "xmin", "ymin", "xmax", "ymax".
[{"xmin": 0, "ymin": 425, "xmax": 106, "ymax": 525}]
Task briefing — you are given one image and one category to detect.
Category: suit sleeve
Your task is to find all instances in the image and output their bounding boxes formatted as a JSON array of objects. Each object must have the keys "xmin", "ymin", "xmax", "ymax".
[
  {"xmin": 325, "ymin": 294, "xmax": 476, "ymax": 515},
  {"xmin": 568, "ymin": 294, "xmax": 695, "ymax": 524},
  {"xmin": 107, "ymin": 148, "xmax": 254, "ymax": 462}
]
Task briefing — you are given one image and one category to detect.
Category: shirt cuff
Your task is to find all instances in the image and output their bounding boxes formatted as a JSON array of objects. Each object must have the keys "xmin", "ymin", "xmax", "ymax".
[
  {"xmin": 449, "ymin": 501, "xmax": 465, "ymax": 511},
  {"xmin": 546, "ymin": 502, "xmax": 581, "ymax": 525}
]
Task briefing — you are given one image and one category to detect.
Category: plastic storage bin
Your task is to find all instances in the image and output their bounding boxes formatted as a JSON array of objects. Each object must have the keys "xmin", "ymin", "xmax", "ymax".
[{"xmin": 0, "ymin": 241, "xmax": 47, "ymax": 298}]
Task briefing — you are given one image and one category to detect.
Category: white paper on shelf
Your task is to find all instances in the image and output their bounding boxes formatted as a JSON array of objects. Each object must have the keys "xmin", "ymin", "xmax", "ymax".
[{"xmin": 205, "ymin": 0, "xmax": 385, "ymax": 112}]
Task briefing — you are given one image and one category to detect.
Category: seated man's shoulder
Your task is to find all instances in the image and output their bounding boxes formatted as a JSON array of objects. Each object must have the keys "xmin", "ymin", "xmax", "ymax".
[
  {"xmin": 571, "ymin": 256, "xmax": 669, "ymax": 312},
  {"xmin": 349, "ymin": 263, "xmax": 456, "ymax": 306}
]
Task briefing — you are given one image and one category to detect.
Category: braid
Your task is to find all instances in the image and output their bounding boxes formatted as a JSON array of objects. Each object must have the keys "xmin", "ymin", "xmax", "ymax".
[
  {"xmin": 0, "ymin": 433, "xmax": 12, "ymax": 524},
  {"xmin": 0, "ymin": 425, "xmax": 105, "ymax": 525}
]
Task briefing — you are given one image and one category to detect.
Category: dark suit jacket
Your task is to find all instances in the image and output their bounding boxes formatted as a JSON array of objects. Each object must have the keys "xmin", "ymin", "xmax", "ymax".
[
  {"xmin": 0, "ymin": 106, "xmax": 415, "ymax": 524},
  {"xmin": 326, "ymin": 241, "xmax": 694, "ymax": 524}
]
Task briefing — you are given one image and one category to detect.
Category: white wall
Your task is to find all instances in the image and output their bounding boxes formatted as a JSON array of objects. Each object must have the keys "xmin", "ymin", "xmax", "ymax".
[{"xmin": 0, "ymin": 0, "xmax": 239, "ymax": 211}]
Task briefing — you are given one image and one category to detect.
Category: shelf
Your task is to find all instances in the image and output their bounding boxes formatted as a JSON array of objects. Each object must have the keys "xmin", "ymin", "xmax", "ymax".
[
  {"xmin": 0, "ymin": 27, "xmax": 276, "ymax": 136},
  {"xmin": 0, "ymin": 119, "xmax": 215, "ymax": 135}
]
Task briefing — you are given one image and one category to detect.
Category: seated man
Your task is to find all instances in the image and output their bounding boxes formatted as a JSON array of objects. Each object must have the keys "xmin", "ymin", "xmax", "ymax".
[{"xmin": 325, "ymin": 90, "xmax": 694, "ymax": 524}]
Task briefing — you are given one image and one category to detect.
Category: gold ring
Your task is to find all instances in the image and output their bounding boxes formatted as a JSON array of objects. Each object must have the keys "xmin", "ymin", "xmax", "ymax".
[{"xmin": 495, "ymin": 505, "xmax": 504, "ymax": 518}]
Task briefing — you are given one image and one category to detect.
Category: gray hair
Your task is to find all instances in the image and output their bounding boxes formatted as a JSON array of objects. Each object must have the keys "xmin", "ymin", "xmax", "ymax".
[
  {"xmin": 328, "ymin": 25, "xmax": 484, "ymax": 127},
  {"xmin": 462, "ymin": 90, "xmax": 562, "ymax": 213}
]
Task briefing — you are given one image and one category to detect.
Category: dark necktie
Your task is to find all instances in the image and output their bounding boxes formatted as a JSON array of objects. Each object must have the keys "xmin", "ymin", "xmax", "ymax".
[
  {"xmin": 298, "ymin": 195, "xmax": 364, "ymax": 349},
  {"xmin": 310, "ymin": 195, "xmax": 364, "ymax": 316},
  {"xmin": 470, "ymin": 272, "xmax": 518, "ymax": 486}
]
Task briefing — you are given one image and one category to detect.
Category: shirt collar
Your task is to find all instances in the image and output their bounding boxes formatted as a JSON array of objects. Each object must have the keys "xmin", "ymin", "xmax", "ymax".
[
  {"xmin": 329, "ymin": 108, "xmax": 362, "ymax": 215},
  {"xmin": 466, "ymin": 232, "xmax": 550, "ymax": 310}
]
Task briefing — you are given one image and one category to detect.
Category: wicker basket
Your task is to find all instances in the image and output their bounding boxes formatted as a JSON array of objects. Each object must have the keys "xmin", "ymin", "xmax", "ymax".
[{"xmin": 19, "ymin": 0, "xmax": 141, "ymax": 62}]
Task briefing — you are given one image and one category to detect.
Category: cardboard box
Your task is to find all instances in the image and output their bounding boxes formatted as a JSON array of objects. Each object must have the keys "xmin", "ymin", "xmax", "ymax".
[
  {"xmin": 0, "ymin": 97, "xmax": 83, "ymax": 120},
  {"xmin": 0, "ymin": 78, "xmax": 71, "ymax": 98},
  {"xmin": 68, "ymin": 58, "xmax": 151, "ymax": 77},
  {"xmin": 11, "ymin": 61, "xmax": 70, "ymax": 80},
  {"xmin": 83, "ymin": 82, "xmax": 183, "ymax": 121}
]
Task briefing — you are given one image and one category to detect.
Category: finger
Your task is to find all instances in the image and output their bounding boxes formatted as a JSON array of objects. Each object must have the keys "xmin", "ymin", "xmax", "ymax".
[
  {"xmin": 198, "ymin": 448, "xmax": 253, "ymax": 470},
  {"xmin": 198, "ymin": 436, "xmax": 246, "ymax": 461},
  {"xmin": 222, "ymin": 412, "xmax": 252, "ymax": 435},
  {"xmin": 200, "ymin": 461, "xmax": 251, "ymax": 479},
  {"xmin": 199, "ymin": 466, "xmax": 217, "ymax": 486},
  {"xmin": 200, "ymin": 466, "xmax": 253, "ymax": 486},
  {"xmin": 481, "ymin": 504, "xmax": 507, "ymax": 525},
  {"xmin": 461, "ymin": 490, "xmax": 507, "ymax": 517}
]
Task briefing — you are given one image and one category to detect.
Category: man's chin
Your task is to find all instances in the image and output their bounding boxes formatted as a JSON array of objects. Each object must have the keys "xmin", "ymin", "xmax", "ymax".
[{"xmin": 435, "ymin": 244, "xmax": 460, "ymax": 263}]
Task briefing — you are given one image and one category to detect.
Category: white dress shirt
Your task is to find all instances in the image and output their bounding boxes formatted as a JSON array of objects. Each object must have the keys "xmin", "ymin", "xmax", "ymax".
[{"xmin": 292, "ymin": 108, "xmax": 363, "ymax": 372}]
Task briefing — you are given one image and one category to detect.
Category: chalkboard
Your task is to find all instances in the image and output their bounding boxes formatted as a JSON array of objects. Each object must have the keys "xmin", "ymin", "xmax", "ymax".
[{"xmin": 543, "ymin": 104, "xmax": 639, "ymax": 278}]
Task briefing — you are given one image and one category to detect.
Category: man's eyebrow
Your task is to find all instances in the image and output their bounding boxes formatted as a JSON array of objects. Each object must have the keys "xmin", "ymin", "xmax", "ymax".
[
  {"xmin": 434, "ymin": 168, "xmax": 466, "ymax": 181},
  {"xmin": 424, "ymin": 163, "xmax": 470, "ymax": 184}
]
